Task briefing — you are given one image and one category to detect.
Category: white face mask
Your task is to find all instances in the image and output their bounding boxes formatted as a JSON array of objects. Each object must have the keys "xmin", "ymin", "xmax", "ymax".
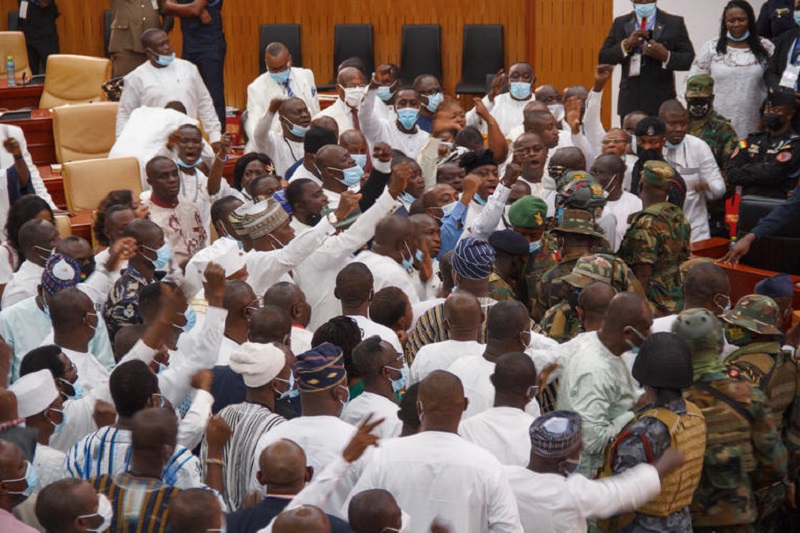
[
  {"xmin": 78, "ymin": 493, "xmax": 113, "ymax": 532},
  {"xmin": 342, "ymin": 86, "xmax": 366, "ymax": 108}
]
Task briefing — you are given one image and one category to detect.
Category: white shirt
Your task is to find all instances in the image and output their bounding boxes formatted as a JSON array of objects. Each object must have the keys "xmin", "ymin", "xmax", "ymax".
[
  {"xmin": 583, "ymin": 89, "xmax": 606, "ymax": 155},
  {"xmin": 409, "ymin": 339, "xmax": 484, "ymax": 385},
  {"xmin": 663, "ymin": 134, "xmax": 726, "ymax": 242},
  {"xmin": 1, "ymin": 260, "xmax": 42, "ymax": 309},
  {"xmin": 251, "ymin": 109, "xmax": 306, "ymax": 176},
  {"xmin": 504, "ymin": 464, "xmax": 662, "ymax": 533},
  {"xmin": 348, "ymin": 431, "xmax": 523, "ymax": 533},
  {"xmin": 359, "ymin": 89, "xmax": 429, "ymax": 159},
  {"xmin": 61, "ymin": 346, "xmax": 110, "ymax": 396},
  {"xmin": 291, "ymin": 325, "xmax": 313, "ymax": 356},
  {"xmin": 652, "ymin": 312, "xmax": 737, "ymax": 359},
  {"xmin": 117, "ymin": 59, "xmax": 221, "ymax": 143},
  {"xmin": 448, "ymin": 355, "xmax": 541, "ymax": 420},
  {"xmin": 315, "ymin": 98, "xmax": 358, "ymax": 135},
  {"xmin": 353, "ymin": 251, "xmax": 421, "ymax": 306},
  {"xmin": 340, "ymin": 391, "xmax": 402, "ymax": 439},
  {"xmin": 216, "ymin": 335, "xmax": 240, "ymax": 366},
  {"xmin": 605, "ymin": 192, "xmax": 642, "ymax": 252},
  {"xmin": 289, "ymin": 164, "xmax": 321, "ymax": 185},
  {"xmin": 245, "ymin": 67, "xmax": 320, "ymax": 147},
  {"xmin": 466, "ymin": 93, "xmax": 532, "ymax": 137},
  {"xmin": 34, "ymin": 443, "xmax": 67, "ymax": 489},
  {"xmin": 348, "ymin": 314, "xmax": 402, "ymax": 353},
  {"xmin": 458, "ymin": 407, "xmax": 534, "ymax": 466}
]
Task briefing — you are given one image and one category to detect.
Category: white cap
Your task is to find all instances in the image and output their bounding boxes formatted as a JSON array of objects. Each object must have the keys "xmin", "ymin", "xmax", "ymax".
[
  {"xmin": 184, "ymin": 237, "xmax": 247, "ymax": 298},
  {"xmin": 9, "ymin": 370, "xmax": 58, "ymax": 418},
  {"xmin": 230, "ymin": 342, "xmax": 286, "ymax": 388}
]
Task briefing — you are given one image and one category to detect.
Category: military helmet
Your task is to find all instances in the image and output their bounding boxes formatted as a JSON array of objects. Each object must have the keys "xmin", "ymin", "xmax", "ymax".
[
  {"xmin": 632, "ymin": 332, "xmax": 694, "ymax": 390},
  {"xmin": 555, "ymin": 169, "xmax": 593, "ymax": 192},
  {"xmin": 563, "ymin": 254, "xmax": 614, "ymax": 288},
  {"xmin": 719, "ymin": 294, "xmax": 782, "ymax": 336},
  {"xmin": 672, "ymin": 308, "xmax": 724, "ymax": 356},
  {"xmin": 555, "ymin": 178, "xmax": 607, "ymax": 211}
]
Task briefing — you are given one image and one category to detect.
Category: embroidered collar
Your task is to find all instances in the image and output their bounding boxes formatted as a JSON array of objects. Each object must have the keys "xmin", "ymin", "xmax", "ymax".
[{"xmin": 150, "ymin": 195, "xmax": 179, "ymax": 209}]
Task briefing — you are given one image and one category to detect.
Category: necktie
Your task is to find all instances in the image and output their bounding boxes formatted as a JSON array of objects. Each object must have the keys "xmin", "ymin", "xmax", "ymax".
[
  {"xmin": 283, "ymin": 80, "xmax": 295, "ymax": 98},
  {"xmin": 640, "ymin": 17, "xmax": 647, "ymax": 31}
]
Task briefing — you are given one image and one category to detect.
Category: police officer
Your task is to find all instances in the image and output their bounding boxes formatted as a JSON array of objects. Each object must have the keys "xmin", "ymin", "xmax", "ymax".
[
  {"xmin": 486, "ymin": 229, "xmax": 529, "ymax": 302},
  {"xmin": 629, "ymin": 116, "xmax": 688, "ymax": 208},
  {"xmin": 598, "ymin": 332, "xmax": 706, "ymax": 532},
  {"xmin": 674, "ymin": 308, "xmax": 790, "ymax": 532},
  {"xmin": 720, "ymin": 295, "xmax": 799, "ymax": 526},
  {"xmin": 727, "ymin": 89, "xmax": 800, "ymax": 199},
  {"xmin": 16, "ymin": 0, "xmax": 60, "ymax": 74},
  {"xmin": 685, "ymin": 74, "xmax": 738, "ymax": 238},
  {"xmin": 619, "ymin": 160, "xmax": 691, "ymax": 317}
]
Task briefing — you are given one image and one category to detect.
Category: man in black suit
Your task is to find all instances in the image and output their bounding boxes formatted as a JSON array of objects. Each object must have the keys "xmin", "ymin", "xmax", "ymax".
[
  {"xmin": 765, "ymin": 23, "xmax": 800, "ymax": 103},
  {"xmin": 599, "ymin": 0, "xmax": 695, "ymax": 119}
]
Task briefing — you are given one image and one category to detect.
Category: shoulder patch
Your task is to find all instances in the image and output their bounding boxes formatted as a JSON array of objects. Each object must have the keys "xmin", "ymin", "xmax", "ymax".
[
  {"xmin": 777, "ymin": 151, "xmax": 792, "ymax": 163},
  {"xmin": 728, "ymin": 367, "xmax": 740, "ymax": 379}
]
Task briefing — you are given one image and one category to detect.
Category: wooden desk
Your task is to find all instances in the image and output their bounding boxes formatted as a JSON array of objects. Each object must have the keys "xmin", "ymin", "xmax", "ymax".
[
  {"xmin": 0, "ymin": 79, "xmax": 43, "ymax": 110},
  {"xmin": 3, "ymin": 109, "xmax": 54, "ymax": 165},
  {"xmin": 67, "ymin": 209, "xmax": 93, "ymax": 241}
]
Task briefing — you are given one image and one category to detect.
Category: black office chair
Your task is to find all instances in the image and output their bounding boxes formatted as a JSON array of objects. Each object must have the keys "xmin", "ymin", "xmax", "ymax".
[
  {"xmin": 332, "ymin": 24, "xmax": 374, "ymax": 78},
  {"xmin": 259, "ymin": 24, "xmax": 302, "ymax": 74},
  {"xmin": 456, "ymin": 25, "xmax": 503, "ymax": 94},
  {"xmin": 737, "ymin": 195, "xmax": 800, "ymax": 274},
  {"xmin": 104, "ymin": 10, "xmax": 112, "ymax": 58},
  {"xmin": 8, "ymin": 11, "xmax": 18, "ymax": 31},
  {"xmin": 400, "ymin": 24, "xmax": 441, "ymax": 86}
]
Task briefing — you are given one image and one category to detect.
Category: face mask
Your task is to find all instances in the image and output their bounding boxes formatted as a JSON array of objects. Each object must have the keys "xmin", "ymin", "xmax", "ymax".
[
  {"xmin": 509, "ymin": 82, "xmax": 532, "ymax": 100},
  {"xmin": 34, "ymin": 245, "xmax": 54, "ymax": 262},
  {"xmin": 177, "ymin": 157, "xmax": 202, "ymax": 169},
  {"xmin": 399, "ymin": 192, "xmax": 416, "ymax": 204},
  {"xmin": 385, "ymin": 366, "xmax": 408, "ymax": 394},
  {"xmin": 727, "ymin": 30, "xmax": 750, "ymax": 42},
  {"xmin": 182, "ymin": 308, "xmax": 197, "ymax": 333},
  {"xmin": 529, "ymin": 240, "xmax": 541, "ymax": 254},
  {"xmin": 637, "ymin": 147, "xmax": 662, "ymax": 162},
  {"xmin": 46, "ymin": 407, "xmax": 66, "ymax": 434},
  {"xmin": 687, "ymin": 102, "xmax": 710, "ymax": 119},
  {"xmin": 377, "ymin": 85, "xmax": 395, "ymax": 102},
  {"xmin": 330, "ymin": 164, "xmax": 363, "ymax": 187},
  {"xmin": 625, "ymin": 326, "xmax": 647, "ymax": 354},
  {"xmin": 764, "ymin": 112, "xmax": 785, "ymax": 131},
  {"xmin": 282, "ymin": 117, "xmax": 309, "ymax": 138},
  {"xmin": 275, "ymin": 373, "xmax": 299, "ymax": 400},
  {"xmin": 561, "ymin": 457, "xmax": 581, "ymax": 476},
  {"xmin": 338, "ymin": 384, "xmax": 351, "ymax": 415},
  {"xmin": 142, "ymin": 243, "xmax": 172, "ymax": 270},
  {"xmin": 441, "ymin": 200, "xmax": 458, "ymax": 217},
  {"xmin": 3, "ymin": 461, "xmax": 37, "ymax": 497},
  {"xmin": 474, "ymin": 194, "xmax": 487, "ymax": 206},
  {"xmin": 155, "ymin": 53, "xmax": 175, "ymax": 67},
  {"xmin": 401, "ymin": 251, "xmax": 413, "ymax": 272},
  {"xmin": 665, "ymin": 138, "xmax": 684, "ymax": 149},
  {"xmin": 79, "ymin": 493, "xmax": 113, "ymax": 533},
  {"xmin": 270, "ymin": 69, "xmax": 291, "ymax": 84},
  {"xmin": 423, "ymin": 92, "xmax": 443, "ymax": 113},
  {"xmin": 795, "ymin": 11, "xmax": 800, "ymax": 25},
  {"xmin": 351, "ymin": 154, "xmax": 368, "ymax": 169},
  {"xmin": 342, "ymin": 86, "xmax": 366, "ymax": 108},
  {"xmin": 714, "ymin": 294, "xmax": 731, "ymax": 314},
  {"xmin": 59, "ymin": 378, "xmax": 84, "ymax": 401},
  {"xmin": 724, "ymin": 324, "xmax": 752, "ymax": 346},
  {"xmin": 520, "ymin": 330, "xmax": 532, "ymax": 350},
  {"xmin": 556, "ymin": 206, "xmax": 565, "ymax": 224},
  {"xmin": 548, "ymin": 103, "xmax": 565, "ymax": 122},
  {"xmin": 633, "ymin": 2, "xmax": 657, "ymax": 19},
  {"xmin": 397, "ymin": 108, "xmax": 420, "ymax": 130}
]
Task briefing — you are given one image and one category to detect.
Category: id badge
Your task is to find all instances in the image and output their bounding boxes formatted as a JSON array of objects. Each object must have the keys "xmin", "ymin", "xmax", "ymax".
[
  {"xmin": 629, "ymin": 53, "xmax": 642, "ymax": 78},
  {"xmin": 19, "ymin": 1, "xmax": 28, "ymax": 19},
  {"xmin": 780, "ymin": 64, "xmax": 800, "ymax": 90}
]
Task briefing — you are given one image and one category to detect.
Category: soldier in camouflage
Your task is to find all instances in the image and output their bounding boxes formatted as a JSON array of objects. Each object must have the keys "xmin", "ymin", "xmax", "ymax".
[
  {"xmin": 720, "ymin": 295, "xmax": 799, "ymax": 527},
  {"xmin": 685, "ymin": 74, "xmax": 738, "ymax": 238},
  {"xmin": 554, "ymin": 172, "xmax": 614, "ymax": 254},
  {"xmin": 487, "ymin": 229, "xmax": 530, "ymax": 302},
  {"xmin": 618, "ymin": 160, "xmax": 691, "ymax": 317},
  {"xmin": 674, "ymin": 308, "xmax": 790, "ymax": 532}
]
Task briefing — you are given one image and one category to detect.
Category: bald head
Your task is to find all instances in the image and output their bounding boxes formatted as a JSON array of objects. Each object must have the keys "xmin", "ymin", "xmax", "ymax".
[
  {"xmin": 659, "ymin": 99, "xmax": 687, "ymax": 118},
  {"xmin": 0, "ymin": 439, "xmax": 22, "ymax": 479},
  {"xmin": 337, "ymin": 66, "xmax": 365, "ymax": 87},
  {"xmin": 335, "ymin": 262, "xmax": 374, "ymax": 307},
  {"xmin": 273, "ymin": 505, "xmax": 330, "ymax": 533},
  {"xmin": 491, "ymin": 352, "xmax": 537, "ymax": 396},
  {"xmin": 604, "ymin": 292, "xmax": 650, "ymax": 332},
  {"xmin": 534, "ymin": 85, "xmax": 561, "ymax": 104},
  {"xmin": 593, "ymin": 153, "xmax": 626, "ymax": 176},
  {"xmin": 348, "ymin": 489, "xmax": 402, "ymax": 533},
  {"xmin": 487, "ymin": 300, "xmax": 530, "ymax": 342},
  {"xmin": 683, "ymin": 262, "xmax": 730, "ymax": 310},
  {"xmin": 374, "ymin": 214, "xmax": 415, "ymax": 249},
  {"xmin": 315, "ymin": 144, "xmax": 349, "ymax": 169},
  {"xmin": 550, "ymin": 147, "xmax": 586, "ymax": 172},
  {"xmin": 19, "ymin": 218, "xmax": 58, "ymax": 260},
  {"xmin": 278, "ymin": 97, "xmax": 308, "ymax": 117},
  {"xmin": 339, "ymin": 129, "xmax": 367, "ymax": 152},
  {"xmin": 131, "ymin": 408, "xmax": 177, "ymax": 452},
  {"xmin": 249, "ymin": 305, "xmax": 291, "ymax": 344},
  {"xmin": 577, "ymin": 282, "xmax": 617, "ymax": 329},
  {"xmin": 258, "ymin": 439, "xmax": 309, "ymax": 491},
  {"xmin": 418, "ymin": 370, "xmax": 466, "ymax": 419},
  {"xmin": 169, "ymin": 489, "xmax": 220, "ymax": 533},
  {"xmin": 264, "ymin": 281, "xmax": 303, "ymax": 311},
  {"xmin": 443, "ymin": 291, "xmax": 483, "ymax": 335},
  {"xmin": 222, "ymin": 279, "xmax": 256, "ymax": 313}
]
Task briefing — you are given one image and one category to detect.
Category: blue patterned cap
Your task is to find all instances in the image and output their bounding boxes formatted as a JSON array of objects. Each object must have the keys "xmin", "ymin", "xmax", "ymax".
[
  {"xmin": 529, "ymin": 410, "xmax": 582, "ymax": 456},
  {"xmin": 452, "ymin": 237, "xmax": 495, "ymax": 280},
  {"xmin": 293, "ymin": 342, "xmax": 347, "ymax": 392},
  {"xmin": 41, "ymin": 253, "xmax": 81, "ymax": 297},
  {"xmin": 755, "ymin": 273, "xmax": 794, "ymax": 300}
]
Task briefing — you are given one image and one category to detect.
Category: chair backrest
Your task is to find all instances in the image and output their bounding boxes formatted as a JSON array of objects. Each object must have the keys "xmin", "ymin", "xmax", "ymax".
[
  {"xmin": 400, "ymin": 24, "xmax": 441, "ymax": 86},
  {"xmin": 54, "ymin": 214, "xmax": 72, "ymax": 238},
  {"xmin": 456, "ymin": 25, "xmax": 504, "ymax": 94},
  {"xmin": 52, "ymin": 102, "xmax": 119, "ymax": 163},
  {"xmin": 39, "ymin": 55, "xmax": 112, "ymax": 109},
  {"xmin": 259, "ymin": 24, "xmax": 302, "ymax": 74},
  {"xmin": 333, "ymin": 24, "xmax": 374, "ymax": 79},
  {"xmin": 62, "ymin": 157, "xmax": 142, "ymax": 212},
  {"xmin": 103, "ymin": 10, "xmax": 112, "ymax": 57},
  {"xmin": 7, "ymin": 12, "xmax": 18, "ymax": 31},
  {"xmin": 0, "ymin": 32, "xmax": 32, "ymax": 79}
]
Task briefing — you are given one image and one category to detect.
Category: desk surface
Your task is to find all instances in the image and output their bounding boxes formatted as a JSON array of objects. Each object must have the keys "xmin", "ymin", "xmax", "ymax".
[{"xmin": 0, "ymin": 79, "xmax": 44, "ymax": 110}]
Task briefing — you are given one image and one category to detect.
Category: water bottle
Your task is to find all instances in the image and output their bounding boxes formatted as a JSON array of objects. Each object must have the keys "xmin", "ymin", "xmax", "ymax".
[{"xmin": 6, "ymin": 56, "xmax": 15, "ymax": 87}]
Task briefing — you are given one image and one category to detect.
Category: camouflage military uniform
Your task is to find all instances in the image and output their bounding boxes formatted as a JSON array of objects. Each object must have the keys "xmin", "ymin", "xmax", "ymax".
[
  {"xmin": 536, "ymin": 252, "xmax": 585, "ymax": 321},
  {"xmin": 508, "ymin": 195, "xmax": 553, "ymax": 320},
  {"xmin": 618, "ymin": 202, "xmax": 690, "ymax": 316},
  {"xmin": 539, "ymin": 301, "xmax": 582, "ymax": 344},
  {"xmin": 488, "ymin": 269, "xmax": 517, "ymax": 302},
  {"xmin": 521, "ymin": 233, "xmax": 558, "ymax": 321}
]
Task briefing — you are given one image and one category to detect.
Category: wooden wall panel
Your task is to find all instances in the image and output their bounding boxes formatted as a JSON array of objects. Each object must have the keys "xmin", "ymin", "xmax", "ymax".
[{"xmin": 0, "ymin": 0, "xmax": 613, "ymax": 123}]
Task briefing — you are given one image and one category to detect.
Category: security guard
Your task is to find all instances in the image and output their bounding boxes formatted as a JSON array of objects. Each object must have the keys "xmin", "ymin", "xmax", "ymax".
[
  {"xmin": 727, "ymin": 89, "xmax": 800, "ymax": 199},
  {"xmin": 618, "ymin": 160, "xmax": 691, "ymax": 317},
  {"xmin": 598, "ymin": 332, "xmax": 706, "ymax": 532},
  {"xmin": 685, "ymin": 74, "xmax": 738, "ymax": 238},
  {"xmin": 16, "ymin": 0, "xmax": 60, "ymax": 74},
  {"xmin": 721, "ymin": 295, "xmax": 799, "ymax": 526},
  {"xmin": 674, "ymin": 308, "xmax": 790, "ymax": 532},
  {"xmin": 109, "ymin": 0, "xmax": 163, "ymax": 78}
]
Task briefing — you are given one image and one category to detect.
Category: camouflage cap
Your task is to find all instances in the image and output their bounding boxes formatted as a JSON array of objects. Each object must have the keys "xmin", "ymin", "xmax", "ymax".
[
  {"xmin": 679, "ymin": 256, "xmax": 714, "ymax": 279},
  {"xmin": 641, "ymin": 160, "xmax": 675, "ymax": 190},
  {"xmin": 508, "ymin": 196, "xmax": 548, "ymax": 229},
  {"xmin": 552, "ymin": 208, "xmax": 597, "ymax": 236},
  {"xmin": 556, "ymin": 178, "xmax": 607, "ymax": 210},
  {"xmin": 562, "ymin": 254, "xmax": 614, "ymax": 288},
  {"xmin": 685, "ymin": 74, "xmax": 714, "ymax": 99},
  {"xmin": 556, "ymin": 169, "xmax": 594, "ymax": 192},
  {"xmin": 672, "ymin": 308, "xmax": 724, "ymax": 357},
  {"xmin": 720, "ymin": 294, "xmax": 782, "ymax": 336}
]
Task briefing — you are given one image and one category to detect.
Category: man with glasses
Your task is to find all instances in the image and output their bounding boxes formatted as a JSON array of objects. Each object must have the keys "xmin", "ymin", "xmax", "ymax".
[
  {"xmin": 413, "ymin": 74, "xmax": 445, "ymax": 133},
  {"xmin": 466, "ymin": 63, "xmax": 536, "ymax": 137},
  {"xmin": 315, "ymin": 67, "xmax": 368, "ymax": 135}
]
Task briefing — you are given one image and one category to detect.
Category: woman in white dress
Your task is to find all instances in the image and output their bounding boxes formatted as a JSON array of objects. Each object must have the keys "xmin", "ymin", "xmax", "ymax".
[{"xmin": 689, "ymin": 0, "xmax": 774, "ymax": 139}]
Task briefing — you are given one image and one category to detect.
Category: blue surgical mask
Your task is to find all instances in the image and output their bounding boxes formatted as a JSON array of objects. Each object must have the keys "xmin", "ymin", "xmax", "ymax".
[
  {"xmin": 556, "ymin": 206, "xmax": 565, "ymax": 224},
  {"xmin": 474, "ymin": 194, "xmax": 487, "ymax": 206},
  {"xmin": 330, "ymin": 164, "xmax": 363, "ymax": 187},
  {"xmin": 397, "ymin": 108, "xmax": 420, "ymax": 130},
  {"xmin": 270, "ymin": 69, "xmax": 291, "ymax": 84},
  {"xmin": 182, "ymin": 308, "xmax": 197, "ymax": 333},
  {"xmin": 415, "ymin": 249, "xmax": 424, "ymax": 262},
  {"xmin": 727, "ymin": 30, "xmax": 750, "ymax": 42},
  {"xmin": 351, "ymin": 154, "xmax": 368, "ymax": 169},
  {"xmin": 795, "ymin": 11, "xmax": 800, "ymax": 25},
  {"xmin": 625, "ymin": 326, "xmax": 647, "ymax": 355},
  {"xmin": 633, "ymin": 2, "xmax": 656, "ymax": 19},
  {"xmin": 509, "ymin": 82, "xmax": 532, "ymax": 100},
  {"xmin": 275, "ymin": 373, "xmax": 299, "ymax": 400},
  {"xmin": 424, "ymin": 92, "xmax": 443, "ymax": 113},
  {"xmin": 143, "ymin": 243, "xmax": 172, "ymax": 270},
  {"xmin": 59, "ymin": 378, "xmax": 84, "ymax": 401},
  {"xmin": 401, "ymin": 255, "xmax": 413, "ymax": 272},
  {"xmin": 403, "ymin": 242, "xmax": 419, "ymax": 269},
  {"xmin": 3, "ymin": 461, "xmax": 37, "ymax": 497},
  {"xmin": 47, "ymin": 407, "xmax": 66, "ymax": 434},
  {"xmin": 665, "ymin": 138, "xmax": 684, "ymax": 149},
  {"xmin": 155, "ymin": 53, "xmax": 175, "ymax": 67},
  {"xmin": 386, "ymin": 366, "xmax": 409, "ymax": 394},
  {"xmin": 529, "ymin": 241, "xmax": 541, "ymax": 254},
  {"xmin": 282, "ymin": 117, "xmax": 309, "ymax": 138},
  {"xmin": 177, "ymin": 157, "xmax": 202, "ymax": 169},
  {"xmin": 399, "ymin": 192, "xmax": 416, "ymax": 204},
  {"xmin": 377, "ymin": 85, "xmax": 395, "ymax": 102},
  {"xmin": 441, "ymin": 200, "xmax": 458, "ymax": 217}
]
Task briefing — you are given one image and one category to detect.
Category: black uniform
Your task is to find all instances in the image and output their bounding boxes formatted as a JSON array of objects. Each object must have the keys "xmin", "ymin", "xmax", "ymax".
[
  {"xmin": 16, "ymin": 0, "xmax": 59, "ymax": 74},
  {"xmin": 727, "ymin": 129, "xmax": 800, "ymax": 199}
]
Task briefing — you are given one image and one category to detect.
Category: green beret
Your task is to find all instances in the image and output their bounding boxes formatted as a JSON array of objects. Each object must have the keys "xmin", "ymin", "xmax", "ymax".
[
  {"xmin": 642, "ymin": 160, "xmax": 675, "ymax": 190},
  {"xmin": 685, "ymin": 75, "xmax": 714, "ymax": 98},
  {"xmin": 508, "ymin": 196, "xmax": 548, "ymax": 229}
]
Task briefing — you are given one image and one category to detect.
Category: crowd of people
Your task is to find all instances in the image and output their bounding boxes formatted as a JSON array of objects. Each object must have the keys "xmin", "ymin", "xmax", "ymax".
[{"xmin": 1, "ymin": 0, "xmax": 800, "ymax": 532}]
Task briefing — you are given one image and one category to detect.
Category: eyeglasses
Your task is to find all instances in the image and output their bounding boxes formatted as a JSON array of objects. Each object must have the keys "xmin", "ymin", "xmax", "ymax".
[{"xmin": 601, "ymin": 138, "xmax": 628, "ymax": 145}]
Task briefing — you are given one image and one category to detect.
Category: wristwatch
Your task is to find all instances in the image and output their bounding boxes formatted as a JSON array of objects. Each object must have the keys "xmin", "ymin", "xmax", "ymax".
[{"xmin": 326, "ymin": 212, "xmax": 339, "ymax": 225}]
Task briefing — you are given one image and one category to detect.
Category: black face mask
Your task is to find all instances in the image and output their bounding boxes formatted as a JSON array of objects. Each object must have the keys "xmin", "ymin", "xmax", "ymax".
[
  {"xmin": 764, "ymin": 112, "xmax": 785, "ymax": 131},
  {"xmin": 637, "ymin": 147, "xmax": 662, "ymax": 162},
  {"xmin": 687, "ymin": 101, "xmax": 710, "ymax": 119}
]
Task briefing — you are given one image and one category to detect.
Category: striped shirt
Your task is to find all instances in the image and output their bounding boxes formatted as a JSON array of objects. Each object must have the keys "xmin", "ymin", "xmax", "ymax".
[
  {"xmin": 201, "ymin": 402, "xmax": 285, "ymax": 511},
  {"xmin": 67, "ymin": 426, "xmax": 204, "ymax": 490},
  {"xmin": 92, "ymin": 473, "xmax": 180, "ymax": 533}
]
